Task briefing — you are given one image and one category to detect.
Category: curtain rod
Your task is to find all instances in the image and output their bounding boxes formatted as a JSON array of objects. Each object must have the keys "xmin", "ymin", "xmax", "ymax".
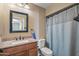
[{"xmin": 46, "ymin": 3, "xmax": 79, "ymax": 18}]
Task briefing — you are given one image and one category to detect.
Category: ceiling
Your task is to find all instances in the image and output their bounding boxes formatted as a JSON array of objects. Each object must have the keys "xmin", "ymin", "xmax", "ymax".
[{"xmin": 34, "ymin": 3, "xmax": 52, "ymax": 9}]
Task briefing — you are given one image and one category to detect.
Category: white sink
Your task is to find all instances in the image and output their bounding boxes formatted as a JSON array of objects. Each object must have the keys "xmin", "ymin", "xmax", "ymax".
[
  {"xmin": 1, "ymin": 40, "xmax": 15, "ymax": 45},
  {"xmin": 1, "ymin": 40, "xmax": 29, "ymax": 45},
  {"xmin": 11, "ymin": 40, "xmax": 29, "ymax": 45}
]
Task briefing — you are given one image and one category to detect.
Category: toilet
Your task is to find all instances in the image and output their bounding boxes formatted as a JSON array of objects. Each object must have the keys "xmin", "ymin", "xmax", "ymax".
[{"xmin": 37, "ymin": 39, "xmax": 53, "ymax": 56}]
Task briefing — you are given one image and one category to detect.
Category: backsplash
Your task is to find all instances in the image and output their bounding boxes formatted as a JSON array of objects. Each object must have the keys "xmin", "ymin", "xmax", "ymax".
[{"xmin": 1, "ymin": 35, "xmax": 32, "ymax": 42}]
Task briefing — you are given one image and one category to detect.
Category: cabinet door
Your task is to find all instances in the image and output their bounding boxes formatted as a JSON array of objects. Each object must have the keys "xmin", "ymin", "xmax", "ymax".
[
  {"xmin": 29, "ymin": 48, "xmax": 37, "ymax": 56},
  {"xmin": 4, "ymin": 44, "xmax": 28, "ymax": 54},
  {"xmin": 28, "ymin": 42, "xmax": 37, "ymax": 49}
]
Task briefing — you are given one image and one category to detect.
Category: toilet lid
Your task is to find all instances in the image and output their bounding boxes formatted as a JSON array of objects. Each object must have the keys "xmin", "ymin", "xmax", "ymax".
[{"xmin": 40, "ymin": 47, "xmax": 52, "ymax": 54}]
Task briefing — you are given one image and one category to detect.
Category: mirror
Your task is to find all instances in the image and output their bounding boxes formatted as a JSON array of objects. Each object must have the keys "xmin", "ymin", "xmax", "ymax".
[{"xmin": 10, "ymin": 10, "xmax": 28, "ymax": 33}]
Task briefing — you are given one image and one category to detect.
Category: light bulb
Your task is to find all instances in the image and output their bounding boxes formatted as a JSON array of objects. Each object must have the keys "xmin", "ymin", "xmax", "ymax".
[
  {"xmin": 16, "ymin": 3, "xmax": 23, "ymax": 7},
  {"xmin": 24, "ymin": 5, "xmax": 30, "ymax": 9},
  {"xmin": 9, "ymin": 4, "xmax": 16, "ymax": 8}
]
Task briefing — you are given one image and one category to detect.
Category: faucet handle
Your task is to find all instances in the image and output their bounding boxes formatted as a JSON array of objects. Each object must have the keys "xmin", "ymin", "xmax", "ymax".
[
  {"xmin": 22, "ymin": 37, "xmax": 24, "ymax": 40},
  {"xmin": 19, "ymin": 36, "xmax": 21, "ymax": 40},
  {"xmin": 16, "ymin": 38, "xmax": 18, "ymax": 40}
]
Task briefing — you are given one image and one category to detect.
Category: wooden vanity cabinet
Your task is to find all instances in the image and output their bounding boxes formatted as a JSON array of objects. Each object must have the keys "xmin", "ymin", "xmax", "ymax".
[
  {"xmin": 14, "ymin": 50, "xmax": 28, "ymax": 56},
  {"xmin": 29, "ymin": 48, "xmax": 37, "ymax": 56},
  {"xmin": 1, "ymin": 42, "xmax": 37, "ymax": 56}
]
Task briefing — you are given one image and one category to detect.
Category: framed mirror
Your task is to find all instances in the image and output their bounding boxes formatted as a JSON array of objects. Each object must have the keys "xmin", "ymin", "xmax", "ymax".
[{"xmin": 10, "ymin": 10, "xmax": 28, "ymax": 33}]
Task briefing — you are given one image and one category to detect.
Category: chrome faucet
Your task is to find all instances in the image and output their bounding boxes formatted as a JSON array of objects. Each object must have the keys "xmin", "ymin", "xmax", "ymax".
[
  {"xmin": 15, "ymin": 36, "xmax": 21, "ymax": 40},
  {"xmin": 16, "ymin": 36, "xmax": 24, "ymax": 40},
  {"xmin": 19, "ymin": 36, "xmax": 21, "ymax": 40}
]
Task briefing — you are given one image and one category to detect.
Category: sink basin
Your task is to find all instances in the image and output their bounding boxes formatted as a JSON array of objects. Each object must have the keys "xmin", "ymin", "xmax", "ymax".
[
  {"xmin": 1, "ymin": 40, "xmax": 15, "ymax": 45},
  {"xmin": 1, "ymin": 40, "xmax": 29, "ymax": 46},
  {"xmin": 11, "ymin": 40, "xmax": 29, "ymax": 45}
]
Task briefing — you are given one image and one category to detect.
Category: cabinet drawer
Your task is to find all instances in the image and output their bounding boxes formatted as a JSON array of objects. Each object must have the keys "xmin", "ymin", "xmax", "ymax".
[
  {"xmin": 28, "ymin": 42, "xmax": 37, "ymax": 49},
  {"xmin": 15, "ymin": 44, "xmax": 28, "ymax": 51},
  {"xmin": 29, "ymin": 48, "xmax": 37, "ymax": 56}
]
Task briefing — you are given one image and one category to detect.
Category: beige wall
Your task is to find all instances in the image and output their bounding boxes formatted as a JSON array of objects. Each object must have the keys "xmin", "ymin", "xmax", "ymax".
[
  {"xmin": 46, "ymin": 3, "xmax": 73, "ymax": 16},
  {"xmin": 0, "ymin": 3, "xmax": 45, "ymax": 41},
  {"xmin": 39, "ymin": 7, "xmax": 45, "ymax": 39}
]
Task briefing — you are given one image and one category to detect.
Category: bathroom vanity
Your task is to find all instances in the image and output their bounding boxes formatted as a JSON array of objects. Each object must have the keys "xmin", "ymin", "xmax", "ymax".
[{"xmin": 0, "ymin": 38, "xmax": 38, "ymax": 56}]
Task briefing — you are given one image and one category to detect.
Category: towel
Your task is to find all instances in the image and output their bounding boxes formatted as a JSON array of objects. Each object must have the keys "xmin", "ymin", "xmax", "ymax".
[{"xmin": 32, "ymin": 32, "xmax": 36, "ymax": 39}]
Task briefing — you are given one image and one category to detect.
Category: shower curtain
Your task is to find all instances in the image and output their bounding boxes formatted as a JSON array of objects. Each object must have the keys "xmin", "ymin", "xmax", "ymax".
[{"xmin": 46, "ymin": 5, "xmax": 78, "ymax": 56}]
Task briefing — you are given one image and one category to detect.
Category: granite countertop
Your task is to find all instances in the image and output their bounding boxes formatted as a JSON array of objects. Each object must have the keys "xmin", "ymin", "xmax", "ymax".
[{"xmin": 0, "ymin": 38, "xmax": 37, "ymax": 49}]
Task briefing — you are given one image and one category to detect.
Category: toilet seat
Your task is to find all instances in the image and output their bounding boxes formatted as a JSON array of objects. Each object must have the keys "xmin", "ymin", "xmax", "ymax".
[{"xmin": 40, "ymin": 47, "xmax": 52, "ymax": 56}]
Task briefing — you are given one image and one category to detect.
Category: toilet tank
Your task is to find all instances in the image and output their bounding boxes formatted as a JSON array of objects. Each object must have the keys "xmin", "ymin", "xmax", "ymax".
[{"xmin": 38, "ymin": 39, "xmax": 45, "ymax": 48}]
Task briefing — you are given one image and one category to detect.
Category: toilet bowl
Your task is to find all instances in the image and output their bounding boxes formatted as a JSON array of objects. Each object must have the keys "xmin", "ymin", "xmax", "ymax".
[
  {"xmin": 38, "ymin": 39, "xmax": 53, "ymax": 56},
  {"xmin": 40, "ymin": 47, "xmax": 53, "ymax": 56}
]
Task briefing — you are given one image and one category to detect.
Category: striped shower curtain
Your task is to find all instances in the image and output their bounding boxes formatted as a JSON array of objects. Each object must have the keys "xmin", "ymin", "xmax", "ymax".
[{"xmin": 46, "ymin": 5, "xmax": 79, "ymax": 56}]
